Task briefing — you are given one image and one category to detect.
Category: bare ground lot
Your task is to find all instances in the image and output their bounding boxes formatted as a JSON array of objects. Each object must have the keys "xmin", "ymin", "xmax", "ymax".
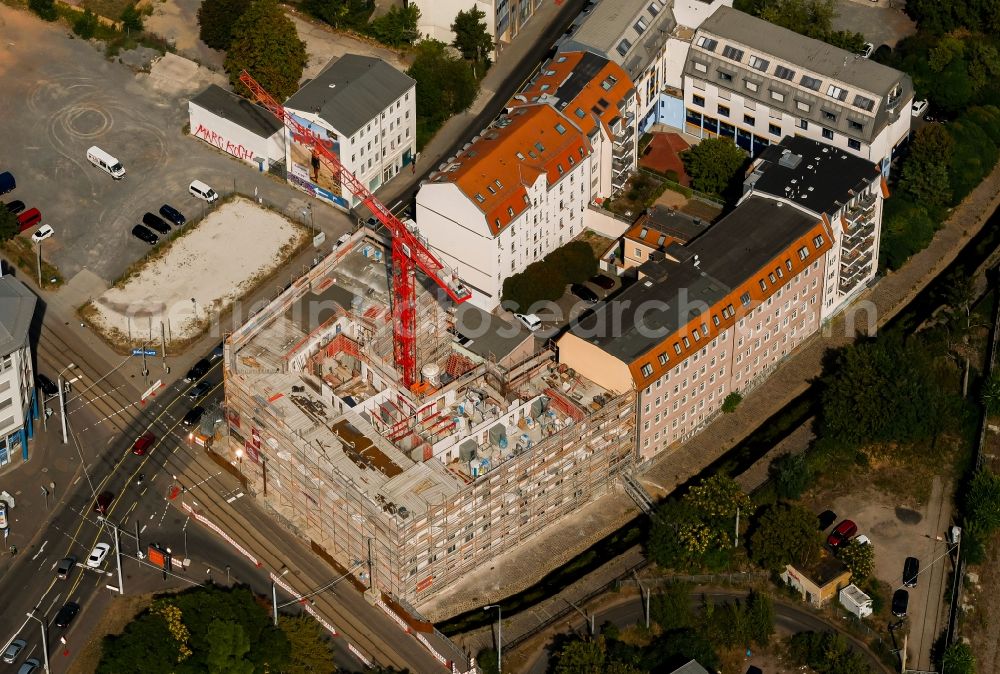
[{"xmin": 84, "ymin": 197, "xmax": 307, "ymax": 349}]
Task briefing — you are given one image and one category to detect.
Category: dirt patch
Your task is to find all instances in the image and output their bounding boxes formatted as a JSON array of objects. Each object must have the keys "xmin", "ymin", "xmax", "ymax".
[
  {"xmin": 67, "ymin": 592, "xmax": 155, "ymax": 674},
  {"xmin": 964, "ymin": 538, "xmax": 1000, "ymax": 674},
  {"xmin": 639, "ymin": 132, "xmax": 691, "ymax": 184}
]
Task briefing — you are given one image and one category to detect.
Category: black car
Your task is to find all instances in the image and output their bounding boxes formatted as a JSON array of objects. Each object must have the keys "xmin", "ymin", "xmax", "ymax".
[
  {"xmin": 184, "ymin": 358, "xmax": 211, "ymax": 383},
  {"xmin": 159, "ymin": 203, "xmax": 186, "ymax": 226},
  {"xmin": 903, "ymin": 556, "xmax": 920, "ymax": 587},
  {"xmin": 53, "ymin": 601, "xmax": 80, "ymax": 628},
  {"xmin": 131, "ymin": 224, "xmax": 158, "ymax": 245},
  {"xmin": 182, "ymin": 406, "xmax": 205, "ymax": 427},
  {"xmin": 37, "ymin": 374, "xmax": 58, "ymax": 397},
  {"xmin": 186, "ymin": 381, "xmax": 212, "ymax": 401},
  {"xmin": 142, "ymin": 212, "xmax": 171, "ymax": 234},
  {"xmin": 891, "ymin": 589, "xmax": 909, "ymax": 618},
  {"xmin": 4, "ymin": 200, "xmax": 25, "ymax": 215},
  {"xmin": 589, "ymin": 274, "xmax": 616, "ymax": 290},
  {"xmin": 817, "ymin": 509, "xmax": 838, "ymax": 531},
  {"xmin": 571, "ymin": 283, "xmax": 599, "ymax": 304},
  {"xmin": 209, "ymin": 343, "xmax": 224, "ymax": 361}
]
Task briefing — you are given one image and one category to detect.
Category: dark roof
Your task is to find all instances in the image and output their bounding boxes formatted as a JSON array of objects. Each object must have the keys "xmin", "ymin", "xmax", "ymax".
[
  {"xmin": 748, "ymin": 136, "xmax": 881, "ymax": 216},
  {"xmin": 285, "ymin": 55, "xmax": 415, "ymax": 137},
  {"xmin": 798, "ymin": 550, "xmax": 849, "ymax": 587},
  {"xmin": 286, "ymin": 283, "xmax": 358, "ymax": 332},
  {"xmin": 643, "ymin": 205, "xmax": 710, "ymax": 242},
  {"xmin": 190, "ymin": 84, "xmax": 282, "ymax": 138},
  {"xmin": 0, "ymin": 275, "xmax": 36, "ymax": 356},
  {"xmin": 553, "ymin": 51, "xmax": 608, "ymax": 103},
  {"xmin": 570, "ymin": 195, "xmax": 817, "ymax": 362},
  {"xmin": 454, "ymin": 304, "xmax": 533, "ymax": 361},
  {"xmin": 669, "ymin": 661, "xmax": 712, "ymax": 674}
]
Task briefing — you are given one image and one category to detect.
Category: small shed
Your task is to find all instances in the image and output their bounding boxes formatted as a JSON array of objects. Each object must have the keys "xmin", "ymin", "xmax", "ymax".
[
  {"xmin": 839, "ymin": 583, "xmax": 873, "ymax": 618},
  {"xmin": 781, "ymin": 551, "xmax": 851, "ymax": 608},
  {"xmin": 188, "ymin": 84, "xmax": 285, "ymax": 168}
]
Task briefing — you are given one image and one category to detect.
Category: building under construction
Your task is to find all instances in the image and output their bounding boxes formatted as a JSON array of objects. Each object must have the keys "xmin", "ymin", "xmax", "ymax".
[{"xmin": 222, "ymin": 229, "xmax": 636, "ymax": 605}]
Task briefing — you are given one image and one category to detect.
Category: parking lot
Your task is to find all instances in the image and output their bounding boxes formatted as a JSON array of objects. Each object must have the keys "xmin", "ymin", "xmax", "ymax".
[{"xmin": 0, "ymin": 5, "xmax": 352, "ymax": 287}]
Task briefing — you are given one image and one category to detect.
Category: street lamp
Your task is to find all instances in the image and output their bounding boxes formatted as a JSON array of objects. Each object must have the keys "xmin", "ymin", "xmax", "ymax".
[
  {"xmin": 272, "ymin": 566, "xmax": 290, "ymax": 626},
  {"xmin": 484, "ymin": 604, "xmax": 502, "ymax": 673},
  {"xmin": 57, "ymin": 363, "xmax": 76, "ymax": 445},
  {"xmin": 26, "ymin": 609, "xmax": 49, "ymax": 673},
  {"xmin": 235, "ymin": 447, "xmax": 244, "ymax": 478}
]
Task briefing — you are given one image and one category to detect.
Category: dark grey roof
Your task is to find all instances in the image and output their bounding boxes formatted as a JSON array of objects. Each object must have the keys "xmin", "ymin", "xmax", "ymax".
[
  {"xmin": 642, "ymin": 205, "xmax": 710, "ymax": 242},
  {"xmin": 747, "ymin": 136, "xmax": 881, "ymax": 216},
  {"xmin": 571, "ymin": 195, "xmax": 816, "ymax": 362},
  {"xmin": 285, "ymin": 55, "xmax": 415, "ymax": 137},
  {"xmin": 553, "ymin": 51, "xmax": 609, "ymax": 102},
  {"xmin": 454, "ymin": 304, "xmax": 533, "ymax": 362},
  {"xmin": 287, "ymin": 283, "xmax": 358, "ymax": 333},
  {"xmin": 0, "ymin": 276, "xmax": 36, "ymax": 356},
  {"xmin": 686, "ymin": 7, "xmax": 912, "ymax": 143},
  {"xmin": 190, "ymin": 84, "xmax": 282, "ymax": 139},
  {"xmin": 669, "ymin": 661, "xmax": 712, "ymax": 674}
]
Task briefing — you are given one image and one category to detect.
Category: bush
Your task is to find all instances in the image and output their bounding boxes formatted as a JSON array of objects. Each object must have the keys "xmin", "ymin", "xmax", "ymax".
[
  {"xmin": 73, "ymin": 9, "xmax": 100, "ymax": 39},
  {"xmin": 120, "ymin": 3, "xmax": 144, "ymax": 32},
  {"xmin": 948, "ymin": 115, "xmax": 1000, "ymax": 204},
  {"xmin": 721, "ymin": 392, "xmax": 742, "ymax": 413},
  {"xmin": 28, "ymin": 0, "xmax": 57, "ymax": 20},
  {"xmin": 878, "ymin": 200, "xmax": 939, "ymax": 271}
]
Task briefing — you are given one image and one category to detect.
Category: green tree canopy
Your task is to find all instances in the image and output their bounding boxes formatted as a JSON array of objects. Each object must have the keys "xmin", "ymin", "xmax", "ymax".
[
  {"xmin": 225, "ymin": 0, "xmax": 307, "ymax": 102},
  {"xmin": 407, "ymin": 39, "xmax": 478, "ymax": 148},
  {"xmin": 964, "ymin": 468, "xmax": 1000, "ymax": 532},
  {"xmin": 452, "ymin": 6, "xmax": 493, "ymax": 64},
  {"xmin": 198, "ymin": 0, "xmax": 253, "ymax": 50},
  {"xmin": 769, "ymin": 452, "xmax": 814, "ymax": 500},
  {"xmin": 303, "ymin": 0, "xmax": 373, "ymax": 30},
  {"xmin": 838, "ymin": 540, "xmax": 875, "ymax": 583},
  {"xmin": 749, "ymin": 503, "xmax": 820, "ymax": 572},
  {"xmin": 367, "ymin": 4, "xmax": 420, "ymax": 47},
  {"xmin": 651, "ymin": 581, "xmax": 694, "ymax": 632},
  {"xmin": 28, "ymin": 0, "xmax": 57, "ymax": 21},
  {"xmin": 73, "ymin": 8, "xmax": 99, "ymax": 39},
  {"xmin": 206, "ymin": 621, "xmax": 253, "ymax": 674},
  {"xmin": 941, "ymin": 642, "xmax": 977, "ymax": 674},
  {"xmin": 280, "ymin": 615, "xmax": 337, "ymax": 674},
  {"xmin": 899, "ymin": 124, "xmax": 954, "ymax": 212},
  {"xmin": 120, "ymin": 4, "xmax": 144, "ymax": 32},
  {"xmin": 680, "ymin": 137, "xmax": 747, "ymax": 199},
  {"xmin": 735, "ymin": 0, "xmax": 865, "ymax": 51},
  {"xmin": 788, "ymin": 632, "xmax": 872, "ymax": 674},
  {"xmin": 0, "ymin": 208, "xmax": 19, "ymax": 243}
]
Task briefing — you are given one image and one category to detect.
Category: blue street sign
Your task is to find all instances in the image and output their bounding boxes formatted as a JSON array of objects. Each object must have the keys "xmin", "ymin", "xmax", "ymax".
[{"xmin": 132, "ymin": 348, "xmax": 157, "ymax": 357}]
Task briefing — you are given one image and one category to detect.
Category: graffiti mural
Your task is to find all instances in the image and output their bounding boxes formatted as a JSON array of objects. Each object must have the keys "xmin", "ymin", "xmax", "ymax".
[
  {"xmin": 193, "ymin": 124, "xmax": 255, "ymax": 162},
  {"xmin": 287, "ymin": 113, "xmax": 348, "ymax": 209}
]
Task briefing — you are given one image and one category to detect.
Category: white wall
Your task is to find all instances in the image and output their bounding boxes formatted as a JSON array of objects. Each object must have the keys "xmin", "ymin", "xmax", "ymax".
[
  {"xmin": 583, "ymin": 206, "xmax": 630, "ymax": 239},
  {"xmin": 0, "ymin": 344, "xmax": 33, "ymax": 441},
  {"xmin": 418, "ymin": 0, "xmax": 495, "ymax": 45},
  {"xmin": 188, "ymin": 102, "xmax": 284, "ymax": 165}
]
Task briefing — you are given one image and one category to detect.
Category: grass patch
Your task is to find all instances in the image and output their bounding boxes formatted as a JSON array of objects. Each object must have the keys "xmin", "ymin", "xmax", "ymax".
[
  {"xmin": 80, "ymin": 0, "xmax": 130, "ymax": 23},
  {"xmin": 0, "ymin": 237, "xmax": 65, "ymax": 289}
]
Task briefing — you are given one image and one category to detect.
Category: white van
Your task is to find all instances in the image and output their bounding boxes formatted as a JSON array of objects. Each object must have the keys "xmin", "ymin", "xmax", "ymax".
[
  {"xmin": 189, "ymin": 180, "xmax": 219, "ymax": 203},
  {"xmin": 86, "ymin": 146, "xmax": 125, "ymax": 180}
]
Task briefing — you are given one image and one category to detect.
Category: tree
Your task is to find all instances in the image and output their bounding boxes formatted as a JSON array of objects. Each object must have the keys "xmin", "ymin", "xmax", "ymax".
[
  {"xmin": 206, "ymin": 620, "xmax": 254, "ymax": 674},
  {"xmin": 749, "ymin": 503, "xmax": 820, "ymax": 571},
  {"xmin": 280, "ymin": 616, "xmax": 337, "ymax": 674},
  {"xmin": 680, "ymin": 137, "xmax": 747, "ymax": 199},
  {"xmin": 225, "ymin": 0, "xmax": 307, "ymax": 102},
  {"xmin": 964, "ymin": 468, "xmax": 1000, "ymax": 532},
  {"xmin": 452, "ymin": 6, "xmax": 493, "ymax": 64},
  {"xmin": 367, "ymin": 4, "xmax": 420, "ymax": 48},
  {"xmin": 721, "ymin": 392, "xmax": 742, "ymax": 413},
  {"xmin": 0, "ymin": 208, "xmax": 18, "ymax": 243},
  {"xmin": 198, "ymin": 0, "xmax": 253, "ymax": 50},
  {"xmin": 788, "ymin": 632, "xmax": 872, "ymax": 674},
  {"xmin": 838, "ymin": 540, "xmax": 875, "ymax": 583},
  {"xmin": 407, "ymin": 39, "xmax": 479, "ymax": 148},
  {"xmin": 769, "ymin": 452, "xmax": 814, "ymax": 500},
  {"xmin": 120, "ymin": 4, "xmax": 144, "ymax": 33},
  {"xmin": 651, "ymin": 582, "xmax": 694, "ymax": 631},
  {"xmin": 685, "ymin": 474, "xmax": 750, "ymax": 522},
  {"xmin": 899, "ymin": 124, "xmax": 954, "ymax": 211},
  {"xmin": 744, "ymin": 591, "xmax": 774, "ymax": 646},
  {"xmin": 983, "ymin": 374, "xmax": 1000, "ymax": 415},
  {"xmin": 941, "ymin": 642, "xmax": 976, "ymax": 674},
  {"xmin": 553, "ymin": 638, "xmax": 607, "ymax": 674},
  {"xmin": 28, "ymin": 0, "xmax": 57, "ymax": 21},
  {"xmin": 303, "ymin": 0, "xmax": 372, "ymax": 30},
  {"xmin": 736, "ymin": 0, "xmax": 866, "ymax": 52},
  {"xmin": 73, "ymin": 8, "xmax": 99, "ymax": 39}
]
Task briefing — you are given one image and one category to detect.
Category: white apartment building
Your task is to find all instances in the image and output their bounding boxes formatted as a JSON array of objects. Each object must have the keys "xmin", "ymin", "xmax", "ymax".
[
  {"xmin": 683, "ymin": 6, "xmax": 913, "ymax": 172},
  {"xmin": 284, "ymin": 55, "xmax": 416, "ymax": 210},
  {"xmin": 0, "ymin": 276, "xmax": 37, "ymax": 468},
  {"xmin": 417, "ymin": 0, "xmax": 540, "ymax": 56},
  {"xmin": 558, "ymin": 0, "xmax": 731, "ymax": 132},
  {"xmin": 416, "ymin": 103, "xmax": 593, "ymax": 311}
]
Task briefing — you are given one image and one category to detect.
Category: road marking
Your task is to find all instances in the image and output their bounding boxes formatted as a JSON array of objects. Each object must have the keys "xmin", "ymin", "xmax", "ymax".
[
  {"xmin": 79, "ymin": 403, "xmax": 139, "ymax": 432},
  {"xmin": 32, "ymin": 540, "xmax": 48, "ymax": 560},
  {"xmin": 140, "ymin": 524, "xmax": 147, "ymax": 534},
  {"xmin": 225, "ymin": 492, "xmax": 245, "ymax": 503}
]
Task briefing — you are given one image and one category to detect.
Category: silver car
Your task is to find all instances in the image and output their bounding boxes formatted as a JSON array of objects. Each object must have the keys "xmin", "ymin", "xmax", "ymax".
[{"xmin": 2, "ymin": 639, "xmax": 26, "ymax": 664}]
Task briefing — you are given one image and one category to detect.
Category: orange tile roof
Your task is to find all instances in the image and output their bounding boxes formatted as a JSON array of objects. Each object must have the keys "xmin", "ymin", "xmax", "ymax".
[
  {"xmin": 428, "ymin": 104, "xmax": 591, "ymax": 235},
  {"xmin": 515, "ymin": 51, "xmax": 634, "ymax": 140},
  {"xmin": 624, "ymin": 220, "xmax": 681, "ymax": 249}
]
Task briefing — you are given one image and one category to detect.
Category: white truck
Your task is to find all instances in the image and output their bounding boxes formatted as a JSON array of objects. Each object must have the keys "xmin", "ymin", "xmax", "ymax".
[
  {"xmin": 839, "ymin": 583, "xmax": 873, "ymax": 618},
  {"xmin": 86, "ymin": 146, "xmax": 125, "ymax": 180}
]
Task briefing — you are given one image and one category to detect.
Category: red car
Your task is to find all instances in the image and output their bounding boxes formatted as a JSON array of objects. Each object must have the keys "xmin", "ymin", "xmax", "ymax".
[
  {"xmin": 94, "ymin": 491, "xmax": 114, "ymax": 515},
  {"xmin": 132, "ymin": 431, "xmax": 156, "ymax": 455},
  {"xmin": 827, "ymin": 519, "xmax": 857, "ymax": 548}
]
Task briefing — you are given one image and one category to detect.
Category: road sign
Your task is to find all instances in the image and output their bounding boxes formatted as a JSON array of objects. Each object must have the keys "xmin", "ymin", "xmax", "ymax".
[
  {"xmin": 132, "ymin": 348, "xmax": 157, "ymax": 356},
  {"xmin": 0, "ymin": 503, "xmax": 7, "ymax": 529}
]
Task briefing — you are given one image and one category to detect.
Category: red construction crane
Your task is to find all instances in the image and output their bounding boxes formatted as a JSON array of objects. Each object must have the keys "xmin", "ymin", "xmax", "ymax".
[{"xmin": 238, "ymin": 71, "xmax": 472, "ymax": 389}]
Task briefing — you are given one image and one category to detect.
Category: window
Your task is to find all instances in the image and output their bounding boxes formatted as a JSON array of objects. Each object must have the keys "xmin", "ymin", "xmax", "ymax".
[
  {"xmin": 745, "ymin": 80, "xmax": 759, "ymax": 92},
  {"xmin": 770, "ymin": 90, "xmax": 784, "ymax": 103},
  {"xmin": 748, "ymin": 55, "xmax": 769, "ymax": 71},
  {"xmin": 768, "ymin": 272, "xmax": 776, "ymax": 283},
  {"xmin": 557, "ymin": 163, "xmax": 564, "ymax": 174},
  {"xmin": 718, "ymin": 71, "xmax": 734, "ymax": 83},
  {"xmin": 853, "ymin": 94, "xmax": 875, "ymax": 111},
  {"xmin": 682, "ymin": 336, "xmax": 691, "ymax": 348},
  {"xmin": 692, "ymin": 94, "xmax": 705, "ymax": 107},
  {"xmin": 744, "ymin": 114, "xmax": 756, "ymax": 125},
  {"xmin": 634, "ymin": 17, "xmax": 648, "ymax": 33},
  {"xmin": 848, "ymin": 119, "xmax": 864, "ymax": 132},
  {"xmin": 617, "ymin": 39, "xmax": 632, "ymax": 56},
  {"xmin": 848, "ymin": 138, "xmax": 861, "ymax": 150},
  {"xmin": 822, "ymin": 127, "xmax": 834, "ymax": 140},
  {"xmin": 658, "ymin": 353, "xmax": 668, "ymax": 365},
  {"xmin": 601, "ymin": 75, "xmax": 618, "ymax": 90},
  {"xmin": 648, "ymin": 1, "xmax": 660, "ymax": 15},
  {"xmin": 827, "ymin": 84, "xmax": 847, "ymax": 101},
  {"xmin": 798, "ymin": 119, "xmax": 808, "ymax": 130},
  {"xmin": 507, "ymin": 207, "xmax": 515, "ymax": 217},
  {"xmin": 796, "ymin": 100, "xmax": 810, "ymax": 112},
  {"xmin": 641, "ymin": 364, "xmax": 653, "ymax": 377},
  {"xmin": 568, "ymin": 155, "xmax": 575, "ymax": 166},
  {"xmin": 713, "ymin": 315, "xmax": 721, "ymax": 326},
  {"xmin": 821, "ymin": 109, "xmax": 837, "ymax": 122},
  {"xmin": 775, "ymin": 266, "xmax": 783, "ymax": 279},
  {"xmin": 768, "ymin": 123, "xmax": 781, "ymax": 136},
  {"xmin": 475, "ymin": 193, "xmax": 485, "ymax": 203},
  {"xmin": 740, "ymin": 291, "xmax": 752, "ymax": 306},
  {"xmin": 696, "ymin": 36, "xmax": 718, "ymax": 51},
  {"xmin": 759, "ymin": 279, "xmax": 767, "ymax": 291},
  {"xmin": 694, "ymin": 61, "xmax": 708, "ymax": 74},
  {"xmin": 774, "ymin": 65, "xmax": 795, "ymax": 80},
  {"xmin": 535, "ymin": 142, "xmax": 545, "ymax": 152},
  {"xmin": 674, "ymin": 343, "xmax": 682, "ymax": 355},
  {"xmin": 800, "ymin": 75, "xmax": 822, "ymax": 91},
  {"xmin": 813, "ymin": 234, "xmax": 824, "ymax": 248},
  {"xmin": 785, "ymin": 259, "xmax": 792, "ymax": 271},
  {"xmin": 574, "ymin": 108, "xmax": 585, "ymax": 119},
  {"xmin": 722, "ymin": 45, "xmax": 744, "ymax": 61},
  {"xmin": 798, "ymin": 246, "xmax": 809, "ymax": 260},
  {"xmin": 718, "ymin": 104, "xmax": 730, "ymax": 117}
]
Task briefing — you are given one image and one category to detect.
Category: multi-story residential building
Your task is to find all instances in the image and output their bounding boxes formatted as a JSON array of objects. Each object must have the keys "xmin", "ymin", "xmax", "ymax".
[
  {"xmin": 514, "ymin": 51, "xmax": 639, "ymax": 200},
  {"xmin": 0, "ymin": 276, "xmax": 37, "ymax": 468},
  {"xmin": 417, "ymin": 0, "xmax": 540, "ymax": 56},
  {"xmin": 558, "ymin": 0, "xmax": 731, "ymax": 131},
  {"xmin": 682, "ymin": 6, "xmax": 912, "ymax": 171},
  {"xmin": 284, "ymin": 55, "xmax": 416, "ymax": 210},
  {"xmin": 621, "ymin": 204, "xmax": 707, "ymax": 270},
  {"xmin": 557, "ymin": 136, "xmax": 885, "ymax": 459},
  {"xmin": 222, "ymin": 231, "xmax": 635, "ymax": 606}
]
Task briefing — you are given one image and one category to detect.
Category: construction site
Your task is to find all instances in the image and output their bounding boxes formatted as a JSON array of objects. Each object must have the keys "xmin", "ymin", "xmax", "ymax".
[{"xmin": 221, "ymin": 228, "xmax": 637, "ymax": 606}]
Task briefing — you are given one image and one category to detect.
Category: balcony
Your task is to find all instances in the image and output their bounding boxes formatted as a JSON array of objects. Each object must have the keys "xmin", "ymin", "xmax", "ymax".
[
  {"xmin": 842, "ymin": 232, "xmax": 875, "ymax": 256},
  {"xmin": 614, "ymin": 125, "xmax": 636, "ymax": 146}
]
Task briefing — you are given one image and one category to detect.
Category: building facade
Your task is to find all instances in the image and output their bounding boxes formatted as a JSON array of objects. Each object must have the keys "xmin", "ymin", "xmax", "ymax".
[
  {"xmin": 284, "ymin": 55, "xmax": 416, "ymax": 210},
  {"xmin": 188, "ymin": 84, "xmax": 285, "ymax": 168},
  {"xmin": 0, "ymin": 276, "xmax": 37, "ymax": 468},
  {"xmin": 682, "ymin": 6, "xmax": 913, "ymax": 171},
  {"xmin": 417, "ymin": 0, "xmax": 541, "ymax": 56}
]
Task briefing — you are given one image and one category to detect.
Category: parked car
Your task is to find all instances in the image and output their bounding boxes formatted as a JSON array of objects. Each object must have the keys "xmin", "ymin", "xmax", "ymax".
[
  {"xmin": 514, "ymin": 313, "xmax": 541, "ymax": 331},
  {"xmin": 182, "ymin": 406, "xmax": 205, "ymax": 428},
  {"xmin": 571, "ymin": 283, "xmax": 599, "ymax": 304},
  {"xmin": 159, "ymin": 203, "xmax": 186, "ymax": 226},
  {"xmin": 2, "ymin": 639, "xmax": 26, "ymax": 664},
  {"xmin": 132, "ymin": 431, "xmax": 155, "ymax": 455},
  {"xmin": 854, "ymin": 534, "xmax": 871, "ymax": 546},
  {"xmin": 131, "ymin": 224, "xmax": 158, "ymax": 245},
  {"xmin": 186, "ymin": 381, "xmax": 213, "ymax": 401},
  {"xmin": 142, "ymin": 212, "xmax": 171, "ymax": 234},
  {"xmin": 184, "ymin": 358, "xmax": 211, "ymax": 383},
  {"xmin": 208, "ymin": 343, "xmax": 224, "ymax": 361},
  {"xmin": 589, "ymin": 274, "xmax": 615, "ymax": 290},
  {"xmin": 189, "ymin": 179, "xmax": 219, "ymax": 202},
  {"xmin": 56, "ymin": 555, "xmax": 77, "ymax": 579},
  {"xmin": 4, "ymin": 200, "xmax": 25, "ymax": 215},
  {"xmin": 16, "ymin": 208, "xmax": 41, "ymax": 232},
  {"xmin": 86, "ymin": 542, "xmax": 111, "ymax": 568},
  {"xmin": 891, "ymin": 589, "xmax": 909, "ymax": 617},
  {"xmin": 911, "ymin": 99, "xmax": 929, "ymax": 118},
  {"xmin": 903, "ymin": 556, "xmax": 920, "ymax": 587},
  {"xmin": 36, "ymin": 374, "xmax": 58, "ymax": 397},
  {"xmin": 827, "ymin": 519, "xmax": 857, "ymax": 548},
  {"xmin": 53, "ymin": 601, "xmax": 80, "ymax": 628},
  {"xmin": 0, "ymin": 171, "xmax": 14, "ymax": 196},
  {"xmin": 31, "ymin": 224, "xmax": 53, "ymax": 243},
  {"xmin": 817, "ymin": 509, "xmax": 838, "ymax": 531},
  {"xmin": 93, "ymin": 490, "xmax": 114, "ymax": 515},
  {"xmin": 16, "ymin": 658, "xmax": 40, "ymax": 674}
]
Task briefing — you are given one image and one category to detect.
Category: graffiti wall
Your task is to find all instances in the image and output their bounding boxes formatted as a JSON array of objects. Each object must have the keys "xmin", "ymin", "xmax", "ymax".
[
  {"xmin": 288, "ymin": 113, "xmax": 348, "ymax": 209},
  {"xmin": 193, "ymin": 123, "xmax": 256, "ymax": 162}
]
